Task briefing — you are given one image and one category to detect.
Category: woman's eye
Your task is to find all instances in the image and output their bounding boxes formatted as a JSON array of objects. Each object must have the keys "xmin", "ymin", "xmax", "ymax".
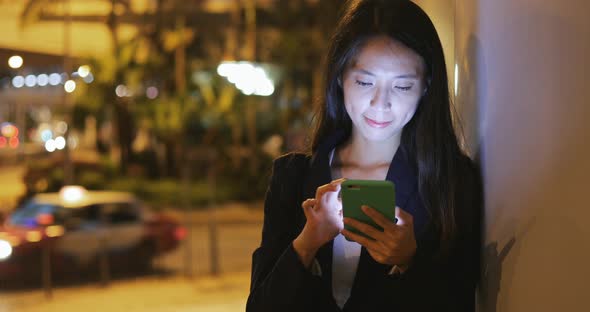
[
  {"xmin": 355, "ymin": 80, "xmax": 372, "ymax": 87},
  {"xmin": 395, "ymin": 86, "xmax": 412, "ymax": 91}
]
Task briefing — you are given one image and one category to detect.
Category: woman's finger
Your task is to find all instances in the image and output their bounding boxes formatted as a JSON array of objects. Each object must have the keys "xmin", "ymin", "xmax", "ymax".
[
  {"xmin": 361, "ymin": 205, "xmax": 397, "ymax": 230},
  {"xmin": 343, "ymin": 217, "xmax": 384, "ymax": 240},
  {"xmin": 301, "ymin": 198, "xmax": 316, "ymax": 211},
  {"xmin": 315, "ymin": 178, "xmax": 346, "ymax": 200},
  {"xmin": 315, "ymin": 183, "xmax": 337, "ymax": 201},
  {"xmin": 365, "ymin": 247, "xmax": 391, "ymax": 264},
  {"xmin": 325, "ymin": 184, "xmax": 342, "ymax": 205},
  {"xmin": 341, "ymin": 228, "xmax": 378, "ymax": 250}
]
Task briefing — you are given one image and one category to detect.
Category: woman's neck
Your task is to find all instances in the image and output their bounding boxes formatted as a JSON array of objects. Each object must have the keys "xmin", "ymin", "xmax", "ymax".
[{"xmin": 338, "ymin": 131, "xmax": 401, "ymax": 168}]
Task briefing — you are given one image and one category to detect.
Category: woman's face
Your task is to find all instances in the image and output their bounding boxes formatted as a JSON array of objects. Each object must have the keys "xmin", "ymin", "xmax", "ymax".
[{"xmin": 341, "ymin": 36, "xmax": 426, "ymax": 143}]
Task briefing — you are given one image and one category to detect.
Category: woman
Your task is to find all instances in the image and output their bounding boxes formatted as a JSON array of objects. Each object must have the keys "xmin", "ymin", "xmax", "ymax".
[{"xmin": 247, "ymin": 1, "xmax": 482, "ymax": 311}]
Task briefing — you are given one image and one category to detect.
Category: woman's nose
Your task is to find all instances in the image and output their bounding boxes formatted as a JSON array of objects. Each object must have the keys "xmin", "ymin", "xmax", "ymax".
[{"xmin": 370, "ymin": 86, "xmax": 392, "ymax": 110}]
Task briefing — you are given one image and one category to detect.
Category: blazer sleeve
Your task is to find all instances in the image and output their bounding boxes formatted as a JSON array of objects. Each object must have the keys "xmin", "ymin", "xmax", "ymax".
[
  {"xmin": 370, "ymin": 158, "xmax": 483, "ymax": 312},
  {"xmin": 246, "ymin": 154, "xmax": 326, "ymax": 312}
]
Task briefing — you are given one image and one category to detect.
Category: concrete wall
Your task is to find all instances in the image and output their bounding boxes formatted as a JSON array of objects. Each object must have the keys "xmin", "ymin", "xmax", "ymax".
[
  {"xmin": 420, "ymin": 0, "xmax": 590, "ymax": 311},
  {"xmin": 413, "ymin": 0, "xmax": 455, "ymax": 91},
  {"xmin": 454, "ymin": 0, "xmax": 590, "ymax": 311}
]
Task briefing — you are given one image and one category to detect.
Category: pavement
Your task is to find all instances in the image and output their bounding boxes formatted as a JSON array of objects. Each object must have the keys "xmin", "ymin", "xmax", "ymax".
[{"xmin": 0, "ymin": 271, "xmax": 252, "ymax": 312}]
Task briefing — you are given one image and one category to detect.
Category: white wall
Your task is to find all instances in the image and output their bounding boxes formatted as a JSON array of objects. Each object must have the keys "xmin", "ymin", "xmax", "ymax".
[
  {"xmin": 454, "ymin": 0, "xmax": 590, "ymax": 311},
  {"xmin": 420, "ymin": 0, "xmax": 590, "ymax": 310},
  {"xmin": 413, "ymin": 0, "xmax": 455, "ymax": 87}
]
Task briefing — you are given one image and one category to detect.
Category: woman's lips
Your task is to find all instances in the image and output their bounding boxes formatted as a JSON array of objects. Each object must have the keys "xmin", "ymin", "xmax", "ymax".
[{"xmin": 364, "ymin": 116, "xmax": 392, "ymax": 128}]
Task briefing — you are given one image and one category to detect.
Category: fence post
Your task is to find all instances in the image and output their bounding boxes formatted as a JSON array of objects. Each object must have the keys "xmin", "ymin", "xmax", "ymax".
[
  {"xmin": 208, "ymin": 150, "xmax": 219, "ymax": 276},
  {"xmin": 42, "ymin": 240, "xmax": 52, "ymax": 299},
  {"xmin": 99, "ymin": 209, "xmax": 110, "ymax": 287},
  {"xmin": 182, "ymin": 160, "xmax": 193, "ymax": 279}
]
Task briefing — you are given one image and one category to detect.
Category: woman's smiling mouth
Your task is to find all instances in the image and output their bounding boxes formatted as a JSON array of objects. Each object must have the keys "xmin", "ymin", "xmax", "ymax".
[{"xmin": 364, "ymin": 116, "xmax": 393, "ymax": 128}]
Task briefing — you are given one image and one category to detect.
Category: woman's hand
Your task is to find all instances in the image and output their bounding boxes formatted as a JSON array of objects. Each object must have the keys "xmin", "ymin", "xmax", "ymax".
[
  {"xmin": 293, "ymin": 178, "xmax": 346, "ymax": 268},
  {"xmin": 341, "ymin": 205, "xmax": 416, "ymax": 267}
]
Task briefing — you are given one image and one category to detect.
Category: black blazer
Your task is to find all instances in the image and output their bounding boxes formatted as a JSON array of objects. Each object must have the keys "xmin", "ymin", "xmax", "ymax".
[{"xmin": 247, "ymin": 132, "xmax": 482, "ymax": 312}]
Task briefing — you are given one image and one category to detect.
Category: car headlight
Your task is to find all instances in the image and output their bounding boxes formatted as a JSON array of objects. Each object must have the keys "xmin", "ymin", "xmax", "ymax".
[{"xmin": 0, "ymin": 239, "xmax": 12, "ymax": 261}]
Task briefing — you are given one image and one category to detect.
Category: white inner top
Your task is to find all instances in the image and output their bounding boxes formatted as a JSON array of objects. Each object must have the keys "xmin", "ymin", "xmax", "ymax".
[{"xmin": 329, "ymin": 148, "xmax": 362, "ymax": 309}]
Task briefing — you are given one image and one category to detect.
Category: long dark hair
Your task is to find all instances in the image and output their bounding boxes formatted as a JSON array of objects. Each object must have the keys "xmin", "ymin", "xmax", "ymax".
[{"xmin": 311, "ymin": 0, "xmax": 466, "ymax": 251}]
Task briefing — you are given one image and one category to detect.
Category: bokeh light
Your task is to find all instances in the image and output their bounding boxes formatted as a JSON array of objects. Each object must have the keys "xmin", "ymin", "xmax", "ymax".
[
  {"xmin": 40, "ymin": 128, "xmax": 53, "ymax": 142},
  {"xmin": 8, "ymin": 137, "xmax": 19, "ymax": 148},
  {"xmin": 146, "ymin": 86, "xmax": 159, "ymax": 99},
  {"xmin": 25, "ymin": 231, "xmax": 42, "ymax": 243},
  {"xmin": 45, "ymin": 139, "xmax": 56, "ymax": 152},
  {"xmin": 11, "ymin": 76, "xmax": 24, "ymax": 88},
  {"xmin": 83, "ymin": 72, "xmax": 94, "ymax": 83},
  {"xmin": 0, "ymin": 240, "xmax": 12, "ymax": 260},
  {"xmin": 37, "ymin": 74, "xmax": 49, "ymax": 86},
  {"xmin": 60, "ymin": 186, "xmax": 86, "ymax": 202},
  {"xmin": 217, "ymin": 61, "xmax": 275, "ymax": 96},
  {"xmin": 8, "ymin": 55, "xmax": 23, "ymax": 69},
  {"xmin": 54, "ymin": 136, "xmax": 66, "ymax": 150},
  {"xmin": 49, "ymin": 73, "xmax": 61, "ymax": 86},
  {"xmin": 77, "ymin": 65, "xmax": 91, "ymax": 78},
  {"xmin": 116, "ymin": 84, "xmax": 128, "ymax": 97},
  {"xmin": 56, "ymin": 121, "xmax": 68, "ymax": 134},
  {"xmin": 25, "ymin": 74, "xmax": 37, "ymax": 87},
  {"xmin": 1, "ymin": 123, "xmax": 18, "ymax": 137},
  {"xmin": 46, "ymin": 225, "xmax": 65, "ymax": 238},
  {"xmin": 64, "ymin": 80, "xmax": 76, "ymax": 93}
]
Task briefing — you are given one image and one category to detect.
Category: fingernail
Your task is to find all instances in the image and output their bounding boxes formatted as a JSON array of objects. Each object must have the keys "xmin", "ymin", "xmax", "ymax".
[
  {"xmin": 361, "ymin": 205, "xmax": 368, "ymax": 211},
  {"xmin": 332, "ymin": 178, "xmax": 346, "ymax": 184}
]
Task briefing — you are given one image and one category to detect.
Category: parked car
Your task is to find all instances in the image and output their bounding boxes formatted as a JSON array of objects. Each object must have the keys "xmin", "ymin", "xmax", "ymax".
[{"xmin": 0, "ymin": 186, "xmax": 185, "ymax": 282}]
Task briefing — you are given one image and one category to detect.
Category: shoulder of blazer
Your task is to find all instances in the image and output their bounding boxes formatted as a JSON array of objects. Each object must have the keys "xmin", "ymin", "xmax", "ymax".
[
  {"xmin": 272, "ymin": 152, "xmax": 311, "ymax": 176},
  {"xmin": 269, "ymin": 152, "xmax": 311, "ymax": 205}
]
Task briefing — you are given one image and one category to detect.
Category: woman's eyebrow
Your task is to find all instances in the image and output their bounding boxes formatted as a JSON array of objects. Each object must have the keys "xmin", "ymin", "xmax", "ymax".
[{"xmin": 351, "ymin": 68, "xmax": 419, "ymax": 79}]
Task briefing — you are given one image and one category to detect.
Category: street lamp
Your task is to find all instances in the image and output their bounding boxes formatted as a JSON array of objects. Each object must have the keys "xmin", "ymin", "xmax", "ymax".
[
  {"xmin": 8, "ymin": 55, "xmax": 23, "ymax": 69},
  {"xmin": 216, "ymin": 61, "xmax": 275, "ymax": 96},
  {"xmin": 64, "ymin": 80, "xmax": 76, "ymax": 93}
]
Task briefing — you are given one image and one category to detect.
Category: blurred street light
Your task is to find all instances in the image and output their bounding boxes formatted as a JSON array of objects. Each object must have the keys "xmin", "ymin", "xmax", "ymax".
[
  {"xmin": 146, "ymin": 86, "xmax": 159, "ymax": 99},
  {"xmin": 12, "ymin": 76, "xmax": 24, "ymax": 88},
  {"xmin": 37, "ymin": 74, "xmax": 49, "ymax": 86},
  {"xmin": 45, "ymin": 139, "xmax": 57, "ymax": 152},
  {"xmin": 0, "ymin": 240, "xmax": 12, "ymax": 260},
  {"xmin": 83, "ymin": 73, "xmax": 94, "ymax": 83},
  {"xmin": 217, "ymin": 61, "xmax": 275, "ymax": 96},
  {"xmin": 25, "ymin": 75, "xmax": 37, "ymax": 87},
  {"xmin": 64, "ymin": 80, "xmax": 76, "ymax": 93},
  {"xmin": 54, "ymin": 136, "xmax": 66, "ymax": 150},
  {"xmin": 60, "ymin": 73, "xmax": 69, "ymax": 84},
  {"xmin": 8, "ymin": 55, "xmax": 23, "ymax": 69},
  {"xmin": 49, "ymin": 73, "xmax": 61, "ymax": 86},
  {"xmin": 77, "ymin": 65, "xmax": 90, "ymax": 78},
  {"xmin": 115, "ymin": 84, "xmax": 128, "ymax": 97}
]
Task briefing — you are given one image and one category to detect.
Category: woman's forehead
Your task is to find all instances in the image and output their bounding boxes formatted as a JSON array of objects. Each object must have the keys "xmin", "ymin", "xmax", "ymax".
[{"xmin": 348, "ymin": 36, "xmax": 425, "ymax": 77}]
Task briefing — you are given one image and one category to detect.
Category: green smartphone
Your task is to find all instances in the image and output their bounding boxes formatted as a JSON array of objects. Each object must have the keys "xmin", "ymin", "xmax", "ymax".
[{"xmin": 341, "ymin": 179, "xmax": 396, "ymax": 241}]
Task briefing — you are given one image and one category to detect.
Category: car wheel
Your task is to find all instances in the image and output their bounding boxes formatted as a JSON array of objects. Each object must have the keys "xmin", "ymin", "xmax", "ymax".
[{"xmin": 134, "ymin": 240, "xmax": 156, "ymax": 273}]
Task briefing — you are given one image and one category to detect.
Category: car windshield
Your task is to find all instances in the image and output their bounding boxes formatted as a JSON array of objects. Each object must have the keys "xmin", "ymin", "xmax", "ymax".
[{"xmin": 9, "ymin": 200, "xmax": 65, "ymax": 227}]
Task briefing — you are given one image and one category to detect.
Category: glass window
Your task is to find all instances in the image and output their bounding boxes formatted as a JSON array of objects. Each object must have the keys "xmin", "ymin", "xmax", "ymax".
[{"xmin": 103, "ymin": 203, "xmax": 139, "ymax": 224}]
